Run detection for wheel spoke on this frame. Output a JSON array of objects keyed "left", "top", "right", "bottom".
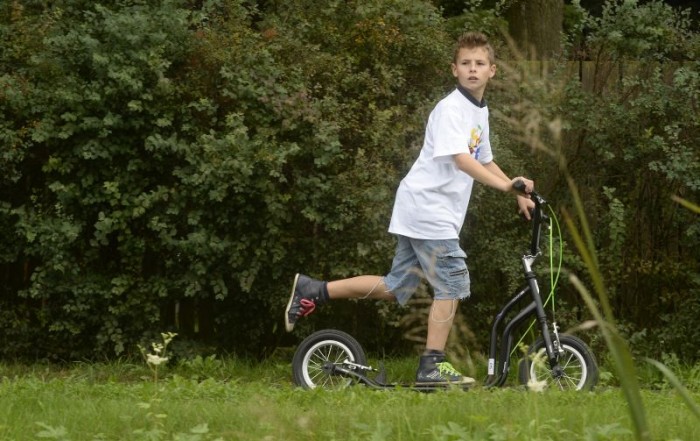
[
  {"left": 301, "top": 341, "right": 358, "bottom": 389},
  {"left": 560, "top": 352, "right": 577, "bottom": 370},
  {"left": 309, "top": 369, "right": 324, "bottom": 383},
  {"left": 529, "top": 343, "right": 592, "bottom": 391},
  {"left": 332, "top": 348, "right": 345, "bottom": 364},
  {"left": 561, "top": 373, "right": 581, "bottom": 388}
]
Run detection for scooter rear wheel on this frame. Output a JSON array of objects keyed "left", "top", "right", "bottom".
[{"left": 292, "top": 329, "right": 367, "bottom": 389}]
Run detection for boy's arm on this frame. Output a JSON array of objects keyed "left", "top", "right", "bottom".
[
  {"left": 484, "top": 161, "right": 535, "bottom": 220},
  {"left": 453, "top": 153, "right": 532, "bottom": 193},
  {"left": 453, "top": 153, "right": 510, "bottom": 191},
  {"left": 482, "top": 161, "right": 535, "bottom": 220},
  {"left": 454, "top": 154, "right": 535, "bottom": 219}
]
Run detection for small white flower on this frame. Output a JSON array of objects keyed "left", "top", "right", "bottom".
[
  {"left": 151, "top": 342, "right": 163, "bottom": 354},
  {"left": 527, "top": 378, "right": 548, "bottom": 392},
  {"left": 146, "top": 353, "right": 169, "bottom": 367},
  {"left": 161, "top": 332, "right": 177, "bottom": 344}
]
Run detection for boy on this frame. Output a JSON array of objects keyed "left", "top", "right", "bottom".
[{"left": 284, "top": 32, "right": 534, "bottom": 385}]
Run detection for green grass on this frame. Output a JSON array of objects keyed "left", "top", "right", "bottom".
[{"left": 0, "top": 357, "right": 698, "bottom": 440}]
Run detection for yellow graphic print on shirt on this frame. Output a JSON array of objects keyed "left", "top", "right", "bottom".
[{"left": 468, "top": 125, "right": 483, "bottom": 159}]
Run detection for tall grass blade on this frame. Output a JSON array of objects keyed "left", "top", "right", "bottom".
[
  {"left": 563, "top": 178, "right": 651, "bottom": 441},
  {"left": 661, "top": 195, "right": 700, "bottom": 419},
  {"left": 567, "top": 275, "right": 650, "bottom": 441},
  {"left": 671, "top": 195, "right": 700, "bottom": 214},
  {"left": 564, "top": 177, "right": 614, "bottom": 323},
  {"left": 645, "top": 358, "right": 700, "bottom": 420}
]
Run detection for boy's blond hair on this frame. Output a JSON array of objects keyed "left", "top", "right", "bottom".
[{"left": 453, "top": 32, "right": 495, "bottom": 65}]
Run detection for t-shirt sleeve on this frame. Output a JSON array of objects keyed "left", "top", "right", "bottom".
[
  {"left": 477, "top": 123, "right": 493, "bottom": 164},
  {"left": 430, "top": 104, "right": 494, "bottom": 165},
  {"left": 430, "top": 105, "right": 471, "bottom": 162}
]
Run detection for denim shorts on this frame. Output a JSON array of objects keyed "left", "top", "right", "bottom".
[{"left": 383, "top": 235, "right": 471, "bottom": 306}]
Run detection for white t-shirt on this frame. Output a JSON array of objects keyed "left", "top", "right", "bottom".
[{"left": 388, "top": 88, "right": 493, "bottom": 239}]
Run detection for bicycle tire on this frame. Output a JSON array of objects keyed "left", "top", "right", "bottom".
[
  {"left": 518, "top": 334, "right": 598, "bottom": 391},
  {"left": 292, "top": 329, "right": 367, "bottom": 390}
]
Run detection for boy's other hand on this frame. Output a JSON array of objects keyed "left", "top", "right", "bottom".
[
  {"left": 510, "top": 177, "right": 534, "bottom": 221},
  {"left": 517, "top": 195, "right": 535, "bottom": 221}
]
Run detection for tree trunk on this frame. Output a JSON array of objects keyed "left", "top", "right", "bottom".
[{"left": 505, "top": 0, "right": 564, "bottom": 59}]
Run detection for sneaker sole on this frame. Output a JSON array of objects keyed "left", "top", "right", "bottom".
[
  {"left": 284, "top": 273, "right": 301, "bottom": 332},
  {"left": 415, "top": 376, "right": 476, "bottom": 386},
  {"left": 413, "top": 381, "right": 475, "bottom": 391}
]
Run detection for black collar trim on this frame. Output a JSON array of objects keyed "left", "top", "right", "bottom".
[{"left": 457, "top": 84, "right": 487, "bottom": 108}]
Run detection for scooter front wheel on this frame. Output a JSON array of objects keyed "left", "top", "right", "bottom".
[
  {"left": 518, "top": 334, "right": 598, "bottom": 391},
  {"left": 292, "top": 329, "right": 367, "bottom": 389}
]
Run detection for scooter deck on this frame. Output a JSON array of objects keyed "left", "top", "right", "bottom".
[
  {"left": 329, "top": 363, "right": 475, "bottom": 391},
  {"left": 389, "top": 381, "right": 475, "bottom": 392}
]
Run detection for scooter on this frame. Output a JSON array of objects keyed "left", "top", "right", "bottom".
[{"left": 291, "top": 185, "right": 598, "bottom": 391}]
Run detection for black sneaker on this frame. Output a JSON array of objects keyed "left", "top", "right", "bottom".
[
  {"left": 415, "top": 352, "right": 475, "bottom": 385},
  {"left": 284, "top": 274, "right": 328, "bottom": 332}
]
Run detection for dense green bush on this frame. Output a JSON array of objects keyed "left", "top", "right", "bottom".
[
  {"left": 0, "top": 0, "right": 697, "bottom": 362},
  {"left": 491, "top": 0, "right": 700, "bottom": 360},
  {"left": 1, "top": 0, "right": 209, "bottom": 358},
  {"left": 0, "top": 0, "right": 452, "bottom": 359},
  {"left": 569, "top": 1, "right": 698, "bottom": 361}
]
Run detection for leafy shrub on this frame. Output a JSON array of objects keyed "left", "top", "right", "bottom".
[
  {"left": 492, "top": 0, "right": 700, "bottom": 361},
  {"left": 0, "top": 0, "right": 697, "bottom": 363},
  {"left": 0, "top": 0, "right": 451, "bottom": 358}
]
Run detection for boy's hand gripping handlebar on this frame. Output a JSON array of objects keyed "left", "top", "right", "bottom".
[
  {"left": 512, "top": 179, "right": 548, "bottom": 256},
  {"left": 512, "top": 179, "right": 530, "bottom": 195}
]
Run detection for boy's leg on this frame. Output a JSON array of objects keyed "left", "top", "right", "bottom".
[
  {"left": 425, "top": 299, "right": 458, "bottom": 352},
  {"left": 285, "top": 236, "right": 418, "bottom": 332},
  {"left": 411, "top": 239, "right": 473, "bottom": 384},
  {"left": 417, "top": 298, "right": 473, "bottom": 384},
  {"left": 328, "top": 276, "right": 395, "bottom": 301},
  {"left": 285, "top": 274, "right": 396, "bottom": 332},
  {"left": 412, "top": 239, "right": 469, "bottom": 352}
]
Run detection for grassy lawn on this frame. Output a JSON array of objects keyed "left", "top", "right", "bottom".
[{"left": 0, "top": 357, "right": 697, "bottom": 440}]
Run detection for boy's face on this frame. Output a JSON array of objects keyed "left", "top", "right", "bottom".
[{"left": 451, "top": 47, "right": 496, "bottom": 101}]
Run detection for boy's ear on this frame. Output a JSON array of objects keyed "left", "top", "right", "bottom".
[{"left": 489, "top": 63, "right": 496, "bottom": 78}]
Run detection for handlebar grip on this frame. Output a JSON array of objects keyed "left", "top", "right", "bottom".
[{"left": 512, "top": 180, "right": 527, "bottom": 193}]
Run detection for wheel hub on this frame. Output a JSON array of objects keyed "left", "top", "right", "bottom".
[{"left": 322, "top": 361, "right": 336, "bottom": 375}]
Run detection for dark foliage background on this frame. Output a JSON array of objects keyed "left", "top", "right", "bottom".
[{"left": 0, "top": 0, "right": 697, "bottom": 363}]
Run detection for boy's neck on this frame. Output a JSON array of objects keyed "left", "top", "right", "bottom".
[{"left": 456, "top": 84, "right": 487, "bottom": 108}]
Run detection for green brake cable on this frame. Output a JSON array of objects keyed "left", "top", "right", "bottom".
[{"left": 509, "top": 205, "right": 564, "bottom": 358}]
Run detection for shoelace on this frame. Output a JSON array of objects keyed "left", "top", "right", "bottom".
[
  {"left": 436, "top": 362, "right": 462, "bottom": 377},
  {"left": 297, "top": 298, "right": 316, "bottom": 317}
]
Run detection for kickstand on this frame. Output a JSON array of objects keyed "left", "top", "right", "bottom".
[{"left": 375, "top": 361, "right": 388, "bottom": 386}]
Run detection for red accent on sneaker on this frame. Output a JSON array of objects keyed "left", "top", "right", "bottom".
[{"left": 298, "top": 298, "right": 316, "bottom": 317}]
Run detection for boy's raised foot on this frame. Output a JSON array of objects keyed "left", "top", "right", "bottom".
[{"left": 284, "top": 273, "right": 328, "bottom": 332}]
